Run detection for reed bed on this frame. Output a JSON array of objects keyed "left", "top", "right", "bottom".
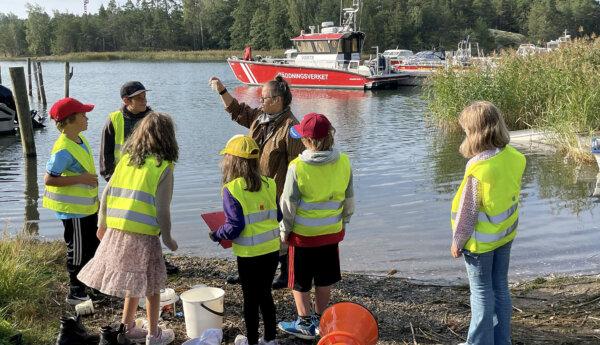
[
  {"left": 12, "top": 49, "right": 283, "bottom": 62},
  {"left": 426, "top": 37, "right": 600, "bottom": 161},
  {"left": 0, "top": 230, "right": 65, "bottom": 344}
]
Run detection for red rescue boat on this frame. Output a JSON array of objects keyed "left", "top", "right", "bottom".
[{"left": 227, "top": 1, "right": 408, "bottom": 90}]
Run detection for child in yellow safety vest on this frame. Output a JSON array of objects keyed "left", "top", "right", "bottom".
[
  {"left": 450, "top": 101, "right": 525, "bottom": 345},
  {"left": 43, "top": 97, "right": 100, "bottom": 306},
  {"left": 208, "top": 135, "right": 281, "bottom": 345},
  {"left": 78, "top": 112, "right": 179, "bottom": 345},
  {"left": 278, "top": 113, "right": 355, "bottom": 340}
]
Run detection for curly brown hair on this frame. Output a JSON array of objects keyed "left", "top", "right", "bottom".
[{"left": 122, "top": 111, "right": 179, "bottom": 167}]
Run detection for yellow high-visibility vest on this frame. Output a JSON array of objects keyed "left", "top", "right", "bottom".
[
  {"left": 225, "top": 177, "right": 280, "bottom": 257},
  {"left": 109, "top": 110, "right": 124, "bottom": 163},
  {"left": 451, "top": 145, "right": 526, "bottom": 254},
  {"left": 106, "top": 154, "right": 171, "bottom": 236},
  {"left": 43, "top": 133, "right": 99, "bottom": 215},
  {"left": 291, "top": 154, "right": 351, "bottom": 237}
]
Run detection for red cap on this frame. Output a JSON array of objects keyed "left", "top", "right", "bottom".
[
  {"left": 290, "top": 113, "right": 332, "bottom": 139},
  {"left": 49, "top": 97, "right": 94, "bottom": 121}
]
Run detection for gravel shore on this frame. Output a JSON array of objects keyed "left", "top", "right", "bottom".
[{"left": 72, "top": 255, "right": 600, "bottom": 345}]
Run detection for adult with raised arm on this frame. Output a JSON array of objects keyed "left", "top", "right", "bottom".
[{"left": 209, "top": 76, "right": 305, "bottom": 289}]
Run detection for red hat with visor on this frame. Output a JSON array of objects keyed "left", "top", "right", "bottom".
[{"left": 49, "top": 97, "right": 94, "bottom": 122}]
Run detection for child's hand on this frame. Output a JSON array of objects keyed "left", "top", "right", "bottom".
[
  {"left": 79, "top": 172, "right": 98, "bottom": 187},
  {"left": 208, "top": 231, "right": 220, "bottom": 243},
  {"left": 280, "top": 231, "right": 288, "bottom": 243},
  {"left": 96, "top": 225, "right": 106, "bottom": 240},
  {"left": 163, "top": 236, "right": 178, "bottom": 251},
  {"left": 450, "top": 242, "right": 462, "bottom": 258}
]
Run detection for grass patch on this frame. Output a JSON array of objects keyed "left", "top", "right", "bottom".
[
  {"left": 0, "top": 232, "right": 65, "bottom": 344},
  {"left": 426, "top": 37, "right": 600, "bottom": 161},
  {"left": 3, "top": 49, "right": 284, "bottom": 62}
]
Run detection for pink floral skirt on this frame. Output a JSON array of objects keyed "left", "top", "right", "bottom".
[{"left": 77, "top": 228, "right": 166, "bottom": 298}]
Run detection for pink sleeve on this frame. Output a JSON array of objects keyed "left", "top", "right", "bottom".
[{"left": 453, "top": 175, "right": 480, "bottom": 249}]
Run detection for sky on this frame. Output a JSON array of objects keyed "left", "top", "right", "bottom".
[{"left": 1, "top": 0, "right": 115, "bottom": 19}]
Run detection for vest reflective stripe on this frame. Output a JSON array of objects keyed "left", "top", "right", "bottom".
[
  {"left": 295, "top": 214, "right": 343, "bottom": 227},
  {"left": 291, "top": 154, "right": 351, "bottom": 238},
  {"left": 299, "top": 200, "right": 343, "bottom": 211},
  {"left": 225, "top": 177, "right": 280, "bottom": 258},
  {"left": 475, "top": 219, "right": 518, "bottom": 243},
  {"left": 42, "top": 133, "right": 99, "bottom": 215},
  {"left": 451, "top": 202, "right": 518, "bottom": 225},
  {"left": 106, "top": 207, "right": 159, "bottom": 227},
  {"left": 233, "top": 228, "right": 279, "bottom": 246},
  {"left": 451, "top": 145, "right": 526, "bottom": 254},
  {"left": 108, "top": 186, "right": 155, "bottom": 205},
  {"left": 245, "top": 209, "right": 278, "bottom": 225},
  {"left": 109, "top": 111, "right": 125, "bottom": 163},
  {"left": 44, "top": 191, "right": 98, "bottom": 205},
  {"left": 106, "top": 154, "right": 170, "bottom": 236}
]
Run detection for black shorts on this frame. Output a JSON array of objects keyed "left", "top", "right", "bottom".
[{"left": 288, "top": 243, "right": 341, "bottom": 292}]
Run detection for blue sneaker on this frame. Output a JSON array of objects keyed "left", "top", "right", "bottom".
[
  {"left": 311, "top": 314, "right": 320, "bottom": 336},
  {"left": 278, "top": 317, "right": 316, "bottom": 340}
]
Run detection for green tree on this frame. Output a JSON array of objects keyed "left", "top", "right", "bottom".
[
  {"left": 249, "top": 5, "right": 270, "bottom": 49},
  {"left": 51, "top": 12, "right": 81, "bottom": 54},
  {"left": 25, "top": 4, "right": 51, "bottom": 55},
  {"left": 230, "top": 0, "right": 256, "bottom": 49},
  {"left": 0, "top": 13, "right": 27, "bottom": 57}
]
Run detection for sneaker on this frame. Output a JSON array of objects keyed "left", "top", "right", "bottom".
[
  {"left": 99, "top": 324, "right": 131, "bottom": 345},
  {"left": 258, "top": 338, "right": 278, "bottom": 345},
  {"left": 234, "top": 335, "right": 249, "bottom": 345},
  {"left": 56, "top": 315, "right": 99, "bottom": 345},
  {"left": 311, "top": 313, "right": 320, "bottom": 336},
  {"left": 88, "top": 288, "right": 109, "bottom": 303},
  {"left": 164, "top": 258, "right": 179, "bottom": 275},
  {"left": 125, "top": 324, "right": 148, "bottom": 343},
  {"left": 66, "top": 287, "right": 91, "bottom": 306},
  {"left": 145, "top": 328, "right": 174, "bottom": 345},
  {"left": 278, "top": 317, "right": 316, "bottom": 340}
]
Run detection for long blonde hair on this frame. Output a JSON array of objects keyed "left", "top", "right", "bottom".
[
  {"left": 122, "top": 111, "right": 179, "bottom": 167},
  {"left": 458, "top": 101, "right": 510, "bottom": 158},
  {"left": 221, "top": 154, "right": 263, "bottom": 192}
]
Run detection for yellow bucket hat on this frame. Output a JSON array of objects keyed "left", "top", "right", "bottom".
[{"left": 220, "top": 134, "right": 260, "bottom": 159}]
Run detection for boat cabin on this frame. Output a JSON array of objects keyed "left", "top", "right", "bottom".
[{"left": 290, "top": 24, "right": 365, "bottom": 70}]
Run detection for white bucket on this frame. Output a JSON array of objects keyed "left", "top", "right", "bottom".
[
  {"left": 138, "top": 288, "right": 179, "bottom": 318},
  {"left": 180, "top": 287, "right": 225, "bottom": 339}
]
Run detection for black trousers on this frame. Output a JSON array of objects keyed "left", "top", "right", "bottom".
[
  {"left": 61, "top": 213, "right": 100, "bottom": 291},
  {"left": 237, "top": 251, "right": 279, "bottom": 344}
]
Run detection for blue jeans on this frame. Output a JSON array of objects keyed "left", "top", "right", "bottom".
[{"left": 463, "top": 241, "right": 512, "bottom": 345}]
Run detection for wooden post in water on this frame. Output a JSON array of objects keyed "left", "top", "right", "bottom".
[
  {"left": 9, "top": 67, "right": 36, "bottom": 157},
  {"left": 23, "top": 156, "right": 40, "bottom": 235},
  {"left": 0, "top": 66, "right": 2, "bottom": 85},
  {"left": 37, "top": 61, "right": 47, "bottom": 108},
  {"left": 64, "top": 62, "right": 73, "bottom": 97},
  {"left": 32, "top": 60, "right": 41, "bottom": 102},
  {"left": 27, "top": 58, "right": 32, "bottom": 96}
]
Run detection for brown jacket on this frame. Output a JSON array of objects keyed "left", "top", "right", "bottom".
[{"left": 225, "top": 99, "right": 305, "bottom": 200}]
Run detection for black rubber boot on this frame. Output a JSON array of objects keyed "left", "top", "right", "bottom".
[
  {"left": 98, "top": 323, "right": 131, "bottom": 345},
  {"left": 55, "top": 315, "right": 99, "bottom": 345},
  {"left": 272, "top": 254, "right": 289, "bottom": 289}
]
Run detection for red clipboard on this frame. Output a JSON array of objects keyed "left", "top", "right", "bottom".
[{"left": 201, "top": 211, "right": 232, "bottom": 249}]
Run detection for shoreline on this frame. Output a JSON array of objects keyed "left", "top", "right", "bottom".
[
  {"left": 0, "top": 50, "right": 283, "bottom": 62},
  {"left": 5, "top": 244, "right": 596, "bottom": 345}
]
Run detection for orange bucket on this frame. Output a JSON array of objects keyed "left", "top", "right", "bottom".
[{"left": 317, "top": 302, "right": 378, "bottom": 345}]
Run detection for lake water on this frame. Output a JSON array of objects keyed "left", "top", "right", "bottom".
[{"left": 1, "top": 60, "right": 599, "bottom": 284}]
